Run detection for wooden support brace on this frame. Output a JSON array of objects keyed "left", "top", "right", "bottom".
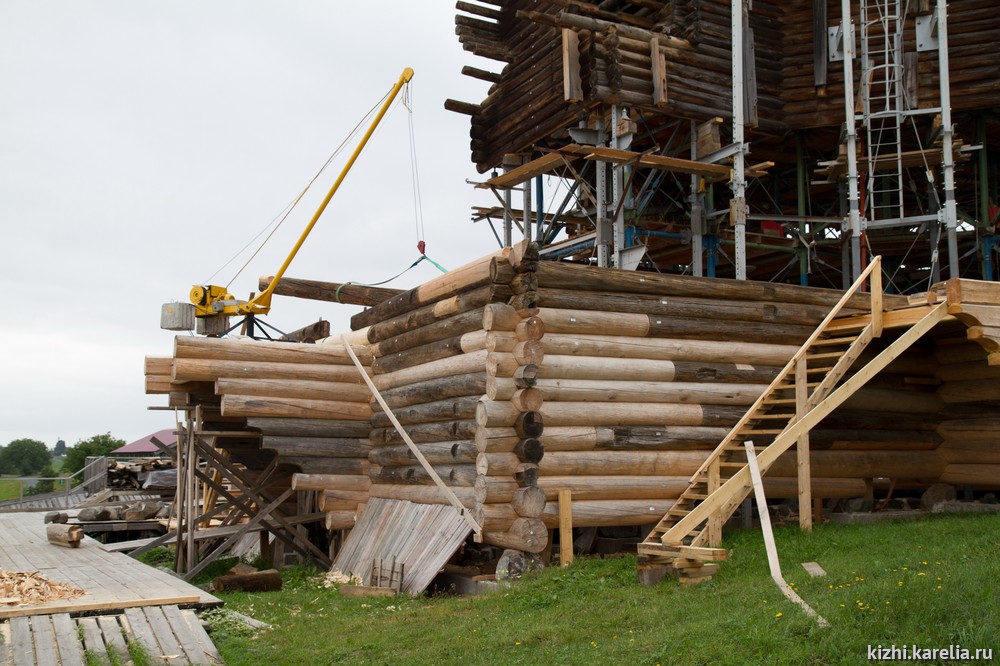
[{"left": 559, "top": 489, "right": 573, "bottom": 567}]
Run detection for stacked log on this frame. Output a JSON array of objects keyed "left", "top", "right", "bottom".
[
  {"left": 933, "top": 335, "right": 1000, "bottom": 489},
  {"left": 354, "top": 242, "right": 552, "bottom": 552},
  {"left": 169, "top": 334, "right": 376, "bottom": 526}
]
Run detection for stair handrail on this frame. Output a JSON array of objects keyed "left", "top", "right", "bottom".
[{"left": 687, "top": 256, "right": 883, "bottom": 482}]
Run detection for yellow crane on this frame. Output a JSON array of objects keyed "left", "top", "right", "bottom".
[{"left": 162, "top": 68, "right": 414, "bottom": 333}]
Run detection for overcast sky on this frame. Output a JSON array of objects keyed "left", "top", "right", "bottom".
[{"left": 0, "top": 1, "right": 502, "bottom": 449}]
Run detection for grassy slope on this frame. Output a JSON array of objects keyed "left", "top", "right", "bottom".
[
  {"left": 210, "top": 513, "right": 999, "bottom": 665},
  {"left": 0, "top": 479, "right": 21, "bottom": 501}
]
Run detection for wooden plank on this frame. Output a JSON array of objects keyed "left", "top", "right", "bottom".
[
  {"left": 0, "top": 595, "right": 201, "bottom": 620},
  {"left": 96, "top": 615, "right": 128, "bottom": 661},
  {"left": 795, "top": 357, "right": 812, "bottom": 532},
  {"left": 180, "top": 608, "right": 222, "bottom": 666},
  {"left": 559, "top": 144, "right": 732, "bottom": 177},
  {"left": 477, "top": 152, "right": 567, "bottom": 190},
  {"left": 160, "top": 605, "right": 208, "bottom": 665},
  {"left": 123, "top": 607, "right": 160, "bottom": 659},
  {"left": 142, "top": 605, "right": 185, "bottom": 662},
  {"left": 10, "top": 616, "right": 32, "bottom": 666},
  {"left": 558, "top": 489, "right": 573, "bottom": 567},
  {"left": 51, "top": 613, "right": 85, "bottom": 666},
  {"left": 77, "top": 617, "right": 110, "bottom": 665},
  {"left": 562, "top": 29, "right": 583, "bottom": 102},
  {"left": 30, "top": 616, "right": 59, "bottom": 666}
]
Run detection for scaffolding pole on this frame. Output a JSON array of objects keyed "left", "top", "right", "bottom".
[
  {"left": 731, "top": 0, "right": 748, "bottom": 280},
  {"left": 935, "top": 0, "right": 959, "bottom": 278},
  {"left": 841, "top": 0, "right": 863, "bottom": 282}
]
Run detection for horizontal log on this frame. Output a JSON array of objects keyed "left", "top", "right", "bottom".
[
  {"left": 938, "top": 464, "right": 1000, "bottom": 488},
  {"left": 537, "top": 307, "right": 814, "bottom": 344},
  {"left": 371, "top": 420, "right": 478, "bottom": 445},
  {"left": 326, "top": 510, "right": 358, "bottom": 530},
  {"left": 937, "top": 418, "right": 1000, "bottom": 444},
  {"left": 174, "top": 335, "right": 372, "bottom": 366},
  {"left": 282, "top": 457, "right": 369, "bottom": 476},
  {"left": 477, "top": 450, "right": 708, "bottom": 477},
  {"left": 372, "top": 349, "right": 490, "bottom": 391},
  {"left": 246, "top": 417, "right": 370, "bottom": 438},
  {"left": 370, "top": 308, "right": 487, "bottom": 358},
  {"left": 539, "top": 500, "right": 674, "bottom": 529},
  {"left": 541, "top": 333, "right": 797, "bottom": 366},
  {"left": 213, "top": 569, "right": 282, "bottom": 593},
  {"left": 318, "top": 490, "right": 368, "bottom": 512},
  {"left": 376, "top": 372, "right": 487, "bottom": 409},
  {"left": 262, "top": 436, "right": 371, "bottom": 458},
  {"left": 537, "top": 355, "right": 780, "bottom": 383},
  {"left": 534, "top": 261, "right": 896, "bottom": 310},
  {"left": 370, "top": 397, "right": 479, "bottom": 428},
  {"left": 369, "top": 440, "right": 478, "bottom": 466},
  {"left": 371, "top": 330, "right": 516, "bottom": 375},
  {"left": 222, "top": 395, "right": 372, "bottom": 421},
  {"left": 761, "top": 477, "right": 868, "bottom": 500},
  {"left": 534, "top": 378, "right": 765, "bottom": 405},
  {"left": 291, "top": 474, "right": 371, "bottom": 492},
  {"left": 769, "top": 450, "right": 945, "bottom": 479},
  {"left": 539, "top": 402, "right": 744, "bottom": 427},
  {"left": 938, "top": 379, "right": 1000, "bottom": 404},
  {"left": 258, "top": 275, "right": 402, "bottom": 307},
  {"left": 481, "top": 517, "right": 548, "bottom": 553},
  {"left": 936, "top": 439, "right": 1000, "bottom": 464},
  {"left": 369, "top": 464, "right": 477, "bottom": 487},
  {"left": 368, "top": 483, "right": 476, "bottom": 507},
  {"left": 365, "top": 284, "right": 511, "bottom": 344},
  {"left": 173, "top": 358, "right": 364, "bottom": 384},
  {"left": 216, "top": 378, "right": 371, "bottom": 403},
  {"left": 512, "top": 486, "right": 547, "bottom": 517},
  {"left": 534, "top": 286, "right": 838, "bottom": 326}
]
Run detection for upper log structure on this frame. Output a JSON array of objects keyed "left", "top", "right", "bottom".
[
  {"left": 450, "top": 1, "right": 1000, "bottom": 286},
  {"left": 451, "top": 0, "right": 1000, "bottom": 171}
]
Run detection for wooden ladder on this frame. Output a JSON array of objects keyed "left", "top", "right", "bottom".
[{"left": 637, "top": 257, "right": 948, "bottom": 581}]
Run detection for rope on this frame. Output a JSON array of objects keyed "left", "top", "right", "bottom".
[
  {"left": 203, "top": 89, "right": 392, "bottom": 287},
  {"left": 332, "top": 250, "right": 448, "bottom": 303}
]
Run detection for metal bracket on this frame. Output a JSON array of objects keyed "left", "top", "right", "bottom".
[
  {"left": 828, "top": 22, "right": 855, "bottom": 63},
  {"left": 915, "top": 14, "right": 940, "bottom": 52}
]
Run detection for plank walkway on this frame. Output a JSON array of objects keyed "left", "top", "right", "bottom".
[
  {"left": 0, "top": 512, "right": 220, "bottom": 619},
  {"left": 1, "top": 605, "right": 222, "bottom": 665}
]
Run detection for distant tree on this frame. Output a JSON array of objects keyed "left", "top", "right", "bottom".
[
  {"left": 24, "top": 464, "right": 58, "bottom": 496},
  {"left": 0, "top": 438, "right": 51, "bottom": 476},
  {"left": 63, "top": 433, "right": 124, "bottom": 477},
  {"left": 53, "top": 438, "right": 67, "bottom": 456}
]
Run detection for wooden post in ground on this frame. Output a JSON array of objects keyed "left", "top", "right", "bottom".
[
  {"left": 558, "top": 489, "right": 573, "bottom": 566},
  {"left": 795, "top": 357, "right": 812, "bottom": 531}
]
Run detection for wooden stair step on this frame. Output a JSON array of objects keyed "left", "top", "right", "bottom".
[{"left": 811, "top": 335, "right": 859, "bottom": 346}]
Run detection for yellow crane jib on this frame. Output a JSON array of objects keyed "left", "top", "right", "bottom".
[{"left": 162, "top": 67, "right": 415, "bottom": 333}]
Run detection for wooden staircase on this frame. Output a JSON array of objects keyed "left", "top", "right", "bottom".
[{"left": 637, "top": 257, "right": 949, "bottom": 582}]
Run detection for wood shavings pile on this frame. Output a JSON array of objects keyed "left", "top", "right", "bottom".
[{"left": 0, "top": 569, "right": 85, "bottom": 606}]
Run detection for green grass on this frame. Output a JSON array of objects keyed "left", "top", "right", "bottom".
[
  {"left": 207, "top": 513, "right": 1000, "bottom": 665},
  {"left": 0, "top": 478, "right": 21, "bottom": 501}
]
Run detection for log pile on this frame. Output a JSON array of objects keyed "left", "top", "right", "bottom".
[
  {"left": 351, "top": 242, "right": 551, "bottom": 552},
  {"left": 150, "top": 335, "right": 377, "bottom": 527}
]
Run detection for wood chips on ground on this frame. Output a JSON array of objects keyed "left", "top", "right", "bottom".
[{"left": 0, "top": 569, "right": 85, "bottom": 606}]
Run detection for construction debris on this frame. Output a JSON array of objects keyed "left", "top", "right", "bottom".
[{"left": 0, "top": 570, "right": 86, "bottom": 606}]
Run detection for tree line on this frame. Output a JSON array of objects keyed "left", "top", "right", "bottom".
[{"left": 0, "top": 433, "right": 125, "bottom": 493}]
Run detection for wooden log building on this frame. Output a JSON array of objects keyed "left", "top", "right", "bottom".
[{"left": 145, "top": 1, "right": 1000, "bottom": 590}]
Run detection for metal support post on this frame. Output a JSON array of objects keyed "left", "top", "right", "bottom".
[
  {"left": 731, "top": 0, "right": 748, "bottom": 280},
  {"left": 841, "top": 0, "right": 863, "bottom": 282},
  {"left": 796, "top": 133, "right": 809, "bottom": 286},
  {"left": 691, "top": 120, "right": 705, "bottom": 277},
  {"left": 934, "top": 0, "right": 959, "bottom": 277},
  {"left": 522, "top": 160, "right": 532, "bottom": 242},
  {"left": 595, "top": 117, "right": 610, "bottom": 267},
  {"left": 706, "top": 234, "right": 719, "bottom": 277},
  {"left": 535, "top": 175, "right": 545, "bottom": 243}
]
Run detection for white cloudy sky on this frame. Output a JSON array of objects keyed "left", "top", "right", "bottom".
[{"left": 0, "top": 1, "right": 503, "bottom": 448}]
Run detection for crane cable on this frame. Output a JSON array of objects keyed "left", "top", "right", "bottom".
[{"left": 202, "top": 88, "right": 394, "bottom": 287}]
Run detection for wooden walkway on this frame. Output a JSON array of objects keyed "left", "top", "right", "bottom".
[
  {"left": 0, "top": 512, "right": 225, "bottom": 664},
  {"left": 0, "top": 512, "right": 219, "bottom": 619},
  {"left": 0, "top": 605, "right": 222, "bottom": 665}
]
